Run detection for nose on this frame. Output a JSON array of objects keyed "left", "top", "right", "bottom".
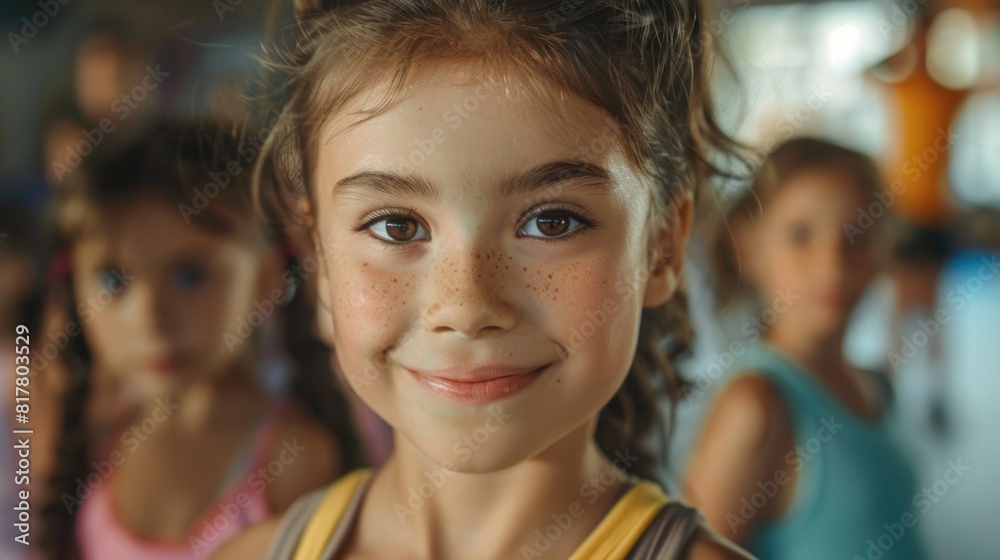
[
  {"left": 422, "top": 243, "right": 517, "bottom": 339},
  {"left": 817, "top": 234, "right": 849, "bottom": 284},
  {"left": 122, "top": 279, "right": 175, "bottom": 338}
]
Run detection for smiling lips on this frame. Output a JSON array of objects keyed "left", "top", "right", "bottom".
[
  {"left": 145, "top": 353, "right": 188, "bottom": 376},
  {"left": 407, "top": 363, "right": 551, "bottom": 404}
]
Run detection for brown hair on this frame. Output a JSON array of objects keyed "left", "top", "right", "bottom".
[
  {"left": 40, "top": 121, "right": 365, "bottom": 559},
  {"left": 709, "top": 136, "right": 884, "bottom": 311},
  {"left": 248, "top": 0, "right": 748, "bottom": 482}
]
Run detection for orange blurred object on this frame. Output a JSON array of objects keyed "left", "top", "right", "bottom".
[{"left": 873, "top": 18, "right": 970, "bottom": 227}]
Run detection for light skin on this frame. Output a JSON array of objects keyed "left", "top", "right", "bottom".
[
  {"left": 683, "top": 168, "right": 882, "bottom": 547},
  {"left": 68, "top": 197, "right": 341, "bottom": 539},
  {"left": 215, "top": 61, "right": 750, "bottom": 559}
]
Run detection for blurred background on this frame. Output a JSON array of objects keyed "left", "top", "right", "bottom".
[
  {"left": 671, "top": 2, "right": 1000, "bottom": 560},
  {"left": 0, "top": 0, "right": 997, "bottom": 558}
]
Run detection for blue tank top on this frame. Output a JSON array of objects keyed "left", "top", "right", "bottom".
[{"left": 736, "top": 343, "right": 929, "bottom": 560}]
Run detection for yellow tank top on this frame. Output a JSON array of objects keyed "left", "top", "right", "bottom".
[{"left": 291, "top": 468, "right": 671, "bottom": 560}]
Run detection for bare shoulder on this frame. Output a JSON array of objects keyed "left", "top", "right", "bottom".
[
  {"left": 684, "top": 370, "right": 794, "bottom": 483},
  {"left": 209, "top": 516, "right": 282, "bottom": 560},
  {"left": 681, "top": 371, "right": 793, "bottom": 545},
  {"left": 702, "top": 372, "right": 790, "bottom": 449},
  {"left": 682, "top": 524, "right": 757, "bottom": 560},
  {"left": 264, "top": 403, "right": 345, "bottom": 512}
]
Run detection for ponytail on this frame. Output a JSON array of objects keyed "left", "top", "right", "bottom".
[{"left": 595, "top": 286, "right": 694, "bottom": 484}]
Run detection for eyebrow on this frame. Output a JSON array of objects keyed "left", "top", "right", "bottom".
[{"left": 331, "top": 160, "right": 613, "bottom": 203}]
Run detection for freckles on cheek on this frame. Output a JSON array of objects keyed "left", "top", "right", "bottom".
[
  {"left": 524, "top": 259, "right": 599, "bottom": 308},
  {"left": 331, "top": 259, "right": 415, "bottom": 340},
  {"left": 526, "top": 255, "right": 635, "bottom": 353}
]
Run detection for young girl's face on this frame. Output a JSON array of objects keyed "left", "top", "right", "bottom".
[
  {"left": 740, "top": 168, "right": 876, "bottom": 337},
  {"left": 311, "top": 62, "right": 686, "bottom": 471},
  {"left": 72, "top": 196, "right": 272, "bottom": 396}
]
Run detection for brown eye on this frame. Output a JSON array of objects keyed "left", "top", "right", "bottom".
[
  {"left": 535, "top": 213, "right": 571, "bottom": 237},
  {"left": 369, "top": 215, "right": 429, "bottom": 244},
  {"left": 385, "top": 218, "right": 417, "bottom": 241},
  {"left": 520, "top": 208, "right": 591, "bottom": 240}
]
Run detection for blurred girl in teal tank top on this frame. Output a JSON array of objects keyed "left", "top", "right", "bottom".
[{"left": 682, "top": 138, "right": 929, "bottom": 560}]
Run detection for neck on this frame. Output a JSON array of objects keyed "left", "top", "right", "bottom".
[
  {"left": 366, "top": 418, "right": 630, "bottom": 560},
  {"left": 763, "top": 320, "right": 848, "bottom": 380}
]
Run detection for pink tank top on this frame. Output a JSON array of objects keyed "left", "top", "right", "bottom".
[{"left": 76, "top": 400, "right": 288, "bottom": 559}]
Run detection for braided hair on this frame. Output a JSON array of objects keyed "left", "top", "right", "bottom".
[{"left": 40, "top": 120, "right": 365, "bottom": 558}]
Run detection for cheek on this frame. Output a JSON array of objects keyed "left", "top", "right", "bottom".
[
  {"left": 530, "top": 255, "right": 642, "bottom": 379},
  {"left": 328, "top": 252, "right": 417, "bottom": 400},
  {"left": 330, "top": 255, "right": 417, "bottom": 341},
  {"left": 311, "top": 193, "right": 415, "bottom": 397},
  {"left": 184, "top": 269, "right": 262, "bottom": 357},
  {"left": 82, "top": 306, "right": 130, "bottom": 369},
  {"left": 220, "top": 279, "right": 260, "bottom": 328},
  {"left": 193, "top": 299, "right": 240, "bottom": 352},
  {"left": 759, "top": 245, "right": 809, "bottom": 293}
]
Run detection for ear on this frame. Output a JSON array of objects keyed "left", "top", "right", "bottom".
[{"left": 643, "top": 192, "right": 694, "bottom": 307}]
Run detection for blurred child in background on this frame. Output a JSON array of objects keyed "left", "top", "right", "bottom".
[
  {"left": 42, "top": 20, "right": 147, "bottom": 190},
  {"left": 39, "top": 121, "right": 365, "bottom": 560},
  {"left": 683, "top": 138, "right": 928, "bottom": 559}
]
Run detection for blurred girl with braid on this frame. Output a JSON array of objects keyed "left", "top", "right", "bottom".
[
  {"left": 214, "top": 0, "right": 756, "bottom": 558},
  {"left": 39, "top": 121, "right": 365, "bottom": 560}
]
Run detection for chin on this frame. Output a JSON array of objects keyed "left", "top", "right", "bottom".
[
  {"left": 417, "top": 437, "right": 544, "bottom": 474},
  {"left": 809, "top": 311, "right": 851, "bottom": 339},
  {"left": 395, "top": 409, "right": 558, "bottom": 475},
  {"left": 136, "top": 371, "right": 191, "bottom": 395}
]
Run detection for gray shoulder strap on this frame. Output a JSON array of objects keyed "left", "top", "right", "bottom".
[
  {"left": 625, "top": 502, "right": 703, "bottom": 560},
  {"left": 313, "top": 473, "right": 372, "bottom": 558},
  {"left": 262, "top": 488, "right": 329, "bottom": 560},
  {"left": 262, "top": 474, "right": 374, "bottom": 560}
]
